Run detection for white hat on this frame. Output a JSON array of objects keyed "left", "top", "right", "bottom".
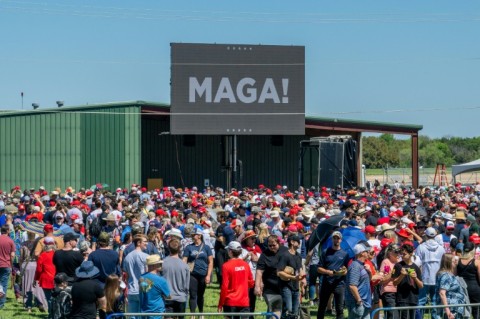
[
  {"left": 227, "top": 241, "right": 242, "bottom": 251},
  {"left": 270, "top": 211, "right": 279, "bottom": 218},
  {"left": 353, "top": 243, "right": 371, "bottom": 255},
  {"left": 74, "top": 218, "right": 84, "bottom": 225},
  {"left": 165, "top": 228, "right": 183, "bottom": 239},
  {"left": 425, "top": 227, "right": 437, "bottom": 238},
  {"left": 53, "top": 212, "right": 64, "bottom": 218}
]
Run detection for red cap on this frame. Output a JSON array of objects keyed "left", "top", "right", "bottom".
[
  {"left": 402, "top": 240, "right": 414, "bottom": 247},
  {"left": 364, "top": 225, "right": 376, "bottom": 235},
  {"left": 18, "top": 204, "right": 25, "bottom": 211},
  {"left": 156, "top": 209, "right": 166, "bottom": 216},
  {"left": 469, "top": 234, "right": 480, "bottom": 244},
  {"left": 287, "top": 224, "right": 298, "bottom": 232},
  {"left": 71, "top": 214, "right": 79, "bottom": 221},
  {"left": 71, "top": 200, "right": 81, "bottom": 206},
  {"left": 258, "top": 184, "right": 265, "bottom": 190},
  {"left": 276, "top": 185, "right": 282, "bottom": 189},
  {"left": 43, "top": 224, "right": 54, "bottom": 233},
  {"left": 197, "top": 207, "right": 207, "bottom": 213},
  {"left": 377, "top": 217, "right": 390, "bottom": 225},
  {"left": 25, "top": 214, "right": 37, "bottom": 222},
  {"left": 85, "top": 190, "right": 93, "bottom": 196},
  {"left": 396, "top": 228, "right": 411, "bottom": 239},
  {"left": 141, "top": 187, "right": 147, "bottom": 192},
  {"left": 380, "top": 238, "right": 394, "bottom": 249},
  {"left": 171, "top": 210, "right": 179, "bottom": 217}
]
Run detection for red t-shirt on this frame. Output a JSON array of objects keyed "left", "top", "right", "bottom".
[
  {"left": 219, "top": 258, "right": 255, "bottom": 307},
  {"left": 0, "top": 235, "right": 15, "bottom": 268}
]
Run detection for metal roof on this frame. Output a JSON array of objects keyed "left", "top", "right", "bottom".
[{"left": 0, "top": 101, "right": 422, "bottom": 134}]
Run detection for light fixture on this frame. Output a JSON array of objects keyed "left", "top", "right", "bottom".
[
  {"left": 32, "top": 103, "right": 39, "bottom": 110},
  {"left": 56, "top": 101, "right": 64, "bottom": 107}
]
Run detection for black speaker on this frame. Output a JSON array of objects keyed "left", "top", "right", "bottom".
[
  {"left": 271, "top": 135, "right": 284, "bottom": 146},
  {"left": 319, "top": 142, "right": 344, "bottom": 188},
  {"left": 183, "top": 135, "right": 196, "bottom": 147}
]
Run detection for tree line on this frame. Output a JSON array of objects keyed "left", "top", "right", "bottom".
[{"left": 362, "top": 134, "right": 480, "bottom": 169}]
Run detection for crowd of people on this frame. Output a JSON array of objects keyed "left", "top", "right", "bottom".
[{"left": 0, "top": 181, "right": 479, "bottom": 319}]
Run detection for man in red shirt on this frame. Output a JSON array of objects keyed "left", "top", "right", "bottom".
[
  {"left": 0, "top": 225, "right": 15, "bottom": 309},
  {"left": 218, "top": 241, "right": 255, "bottom": 319}
]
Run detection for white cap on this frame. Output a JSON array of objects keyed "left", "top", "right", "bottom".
[
  {"left": 74, "top": 218, "right": 83, "bottom": 225},
  {"left": 227, "top": 241, "right": 242, "bottom": 251}
]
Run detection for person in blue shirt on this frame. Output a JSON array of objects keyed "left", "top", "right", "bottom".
[
  {"left": 139, "top": 254, "right": 171, "bottom": 319},
  {"left": 346, "top": 242, "right": 372, "bottom": 319}
]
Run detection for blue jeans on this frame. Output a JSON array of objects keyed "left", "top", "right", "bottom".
[
  {"left": 308, "top": 264, "right": 320, "bottom": 300},
  {"left": 417, "top": 285, "right": 436, "bottom": 319},
  {"left": 347, "top": 304, "right": 370, "bottom": 319},
  {"left": 0, "top": 268, "right": 10, "bottom": 309},
  {"left": 281, "top": 287, "right": 300, "bottom": 317},
  {"left": 128, "top": 293, "right": 140, "bottom": 318}
]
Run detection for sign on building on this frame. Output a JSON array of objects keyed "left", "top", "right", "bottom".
[{"left": 171, "top": 43, "right": 305, "bottom": 135}]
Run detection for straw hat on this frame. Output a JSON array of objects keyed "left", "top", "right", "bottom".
[
  {"left": 380, "top": 223, "right": 396, "bottom": 232},
  {"left": 146, "top": 255, "right": 163, "bottom": 266},
  {"left": 102, "top": 213, "right": 116, "bottom": 222}
]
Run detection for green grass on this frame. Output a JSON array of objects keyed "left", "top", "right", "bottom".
[
  {"left": 2, "top": 289, "right": 46, "bottom": 319},
  {"left": 4, "top": 280, "right": 329, "bottom": 318}
]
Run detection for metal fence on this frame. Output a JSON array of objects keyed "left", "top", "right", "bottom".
[
  {"left": 371, "top": 303, "right": 480, "bottom": 319},
  {"left": 106, "top": 312, "right": 279, "bottom": 319}
]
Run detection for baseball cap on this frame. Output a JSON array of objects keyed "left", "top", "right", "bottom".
[
  {"left": 332, "top": 231, "right": 343, "bottom": 239},
  {"left": 230, "top": 219, "right": 243, "bottom": 228},
  {"left": 364, "top": 225, "right": 376, "bottom": 235},
  {"left": 270, "top": 210, "right": 279, "bottom": 218},
  {"left": 446, "top": 221, "right": 455, "bottom": 230},
  {"left": 425, "top": 227, "right": 437, "bottom": 238},
  {"left": 353, "top": 243, "right": 370, "bottom": 255},
  {"left": 44, "top": 236, "right": 55, "bottom": 245},
  {"left": 227, "top": 241, "right": 242, "bottom": 251},
  {"left": 43, "top": 224, "right": 54, "bottom": 233},
  {"left": 63, "top": 232, "right": 80, "bottom": 242}
]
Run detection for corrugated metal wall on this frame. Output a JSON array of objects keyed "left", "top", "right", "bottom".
[
  {"left": 141, "top": 117, "right": 226, "bottom": 188},
  {"left": 0, "top": 106, "right": 141, "bottom": 191},
  {"left": 141, "top": 115, "right": 307, "bottom": 189}
]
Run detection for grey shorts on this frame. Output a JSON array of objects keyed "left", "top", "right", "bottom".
[{"left": 264, "top": 293, "right": 283, "bottom": 313}]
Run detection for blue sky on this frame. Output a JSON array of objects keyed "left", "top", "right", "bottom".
[{"left": 1, "top": 0, "right": 479, "bottom": 137}]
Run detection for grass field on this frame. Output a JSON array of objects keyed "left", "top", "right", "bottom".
[{"left": 4, "top": 281, "right": 328, "bottom": 319}]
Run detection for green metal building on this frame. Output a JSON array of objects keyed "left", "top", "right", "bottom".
[{"left": 0, "top": 101, "right": 422, "bottom": 191}]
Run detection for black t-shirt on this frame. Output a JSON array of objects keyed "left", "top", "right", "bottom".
[
  {"left": 257, "top": 246, "right": 288, "bottom": 294},
  {"left": 215, "top": 223, "right": 227, "bottom": 251},
  {"left": 53, "top": 249, "right": 84, "bottom": 280},
  {"left": 70, "top": 278, "right": 105, "bottom": 319},
  {"left": 392, "top": 261, "right": 422, "bottom": 305},
  {"left": 277, "top": 247, "right": 302, "bottom": 291}
]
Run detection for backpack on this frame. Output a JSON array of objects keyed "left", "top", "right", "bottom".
[
  {"left": 89, "top": 211, "right": 108, "bottom": 237},
  {"left": 50, "top": 287, "right": 72, "bottom": 319}
]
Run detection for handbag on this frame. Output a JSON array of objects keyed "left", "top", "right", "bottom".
[{"left": 188, "top": 244, "right": 204, "bottom": 273}]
